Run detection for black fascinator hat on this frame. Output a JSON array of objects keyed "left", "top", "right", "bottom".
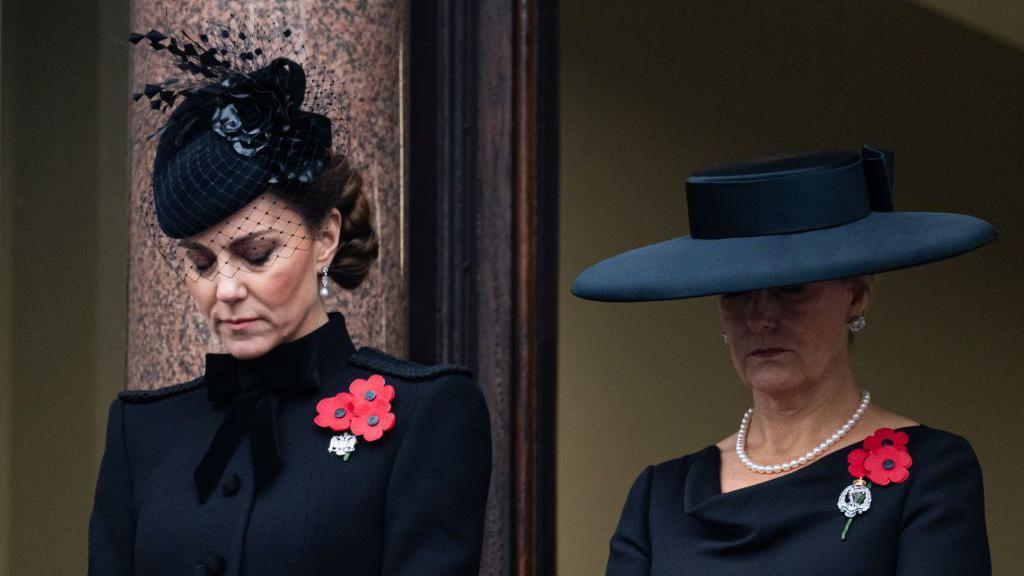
[
  {"left": 572, "top": 147, "right": 995, "bottom": 301},
  {"left": 150, "top": 56, "right": 332, "bottom": 239},
  {"left": 130, "top": 22, "right": 346, "bottom": 278}
]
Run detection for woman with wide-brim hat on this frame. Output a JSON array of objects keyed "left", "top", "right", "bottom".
[
  {"left": 573, "top": 147, "right": 993, "bottom": 575},
  {"left": 88, "top": 23, "right": 491, "bottom": 575}
]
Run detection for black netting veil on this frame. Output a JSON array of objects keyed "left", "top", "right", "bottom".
[{"left": 130, "top": 18, "right": 350, "bottom": 283}]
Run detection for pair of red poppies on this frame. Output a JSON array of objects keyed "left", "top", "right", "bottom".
[
  {"left": 314, "top": 374, "right": 397, "bottom": 442},
  {"left": 847, "top": 428, "right": 913, "bottom": 485}
]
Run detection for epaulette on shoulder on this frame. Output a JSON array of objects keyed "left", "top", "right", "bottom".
[
  {"left": 118, "top": 376, "right": 207, "bottom": 404},
  {"left": 350, "top": 347, "right": 472, "bottom": 380}
]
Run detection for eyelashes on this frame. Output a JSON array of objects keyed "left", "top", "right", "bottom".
[
  {"left": 186, "top": 243, "right": 278, "bottom": 273},
  {"left": 244, "top": 248, "right": 274, "bottom": 266}
]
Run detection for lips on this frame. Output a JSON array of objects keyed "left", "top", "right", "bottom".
[
  {"left": 221, "top": 317, "right": 260, "bottom": 330},
  {"left": 223, "top": 317, "right": 258, "bottom": 324},
  {"left": 749, "top": 348, "right": 787, "bottom": 358}
]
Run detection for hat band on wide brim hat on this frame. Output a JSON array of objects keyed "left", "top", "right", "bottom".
[
  {"left": 687, "top": 146, "right": 893, "bottom": 239},
  {"left": 571, "top": 146, "right": 995, "bottom": 302}
]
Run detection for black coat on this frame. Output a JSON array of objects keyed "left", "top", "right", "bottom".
[
  {"left": 89, "top": 313, "right": 492, "bottom": 575},
  {"left": 606, "top": 425, "right": 990, "bottom": 576}
]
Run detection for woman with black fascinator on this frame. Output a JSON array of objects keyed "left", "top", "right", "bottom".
[{"left": 88, "top": 23, "right": 491, "bottom": 576}]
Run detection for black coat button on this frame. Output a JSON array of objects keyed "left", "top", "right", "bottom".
[
  {"left": 194, "top": 552, "right": 225, "bottom": 575},
  {"left": 221, "top": 473, "right": 241, "bottom": 497}
]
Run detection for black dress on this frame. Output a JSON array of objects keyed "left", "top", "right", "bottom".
[
  {"left": 88, "top": 312, "right": 492, "bottom": 575},
  {"left": 607, "top": 426, "right": 990, "bottom": 576}
]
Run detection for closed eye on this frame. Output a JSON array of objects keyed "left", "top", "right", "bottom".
[
  {"left": 184, "top": 248, "right": 216, "bottom": 273},
  {"left": 243, "top": 247, "right": 274, "bottom": 266}
]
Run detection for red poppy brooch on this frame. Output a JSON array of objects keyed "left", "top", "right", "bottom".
[
  {"left": 313, "top": 374, "right": 396, "bottom": 460},
  {"left": 838, "top": 428, "right": 912, "bottom": 540}
]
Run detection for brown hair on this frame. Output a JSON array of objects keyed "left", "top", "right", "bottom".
[{"left": 274, "top": 154, "right": 379, "bottom": 289}]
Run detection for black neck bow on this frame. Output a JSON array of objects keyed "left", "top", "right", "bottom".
[{"left": 194, "top": 337, "right": 321, "bottom": 504}]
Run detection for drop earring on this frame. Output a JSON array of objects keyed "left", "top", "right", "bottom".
[
  {"left": 319, "top": 265, "right": 330, "bottom": 297},
  {"left": 848, "top": 315, "right": 866, "bottom": 332},
  {"left": 722, "top": 332, "right": 729, "bottom": 344}
]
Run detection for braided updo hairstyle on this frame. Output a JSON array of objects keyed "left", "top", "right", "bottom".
[{"left": 273, "top": 154, "right": 379, "bottom": 289}]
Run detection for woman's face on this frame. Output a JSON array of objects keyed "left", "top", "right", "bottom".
[
  {"left": 717, "top": 279, "right": 869, "bottom": 394},
  {"left": 179, "top": 193, "right": 341, "bottom": 359}
]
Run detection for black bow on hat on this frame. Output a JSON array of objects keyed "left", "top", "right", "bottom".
[{"left": 194, "top": 338, "right": 321, "bottom": 504}]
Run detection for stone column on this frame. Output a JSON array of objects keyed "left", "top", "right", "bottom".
[{"left": 127, "top": 0, "right": 407, "bottom": 389}]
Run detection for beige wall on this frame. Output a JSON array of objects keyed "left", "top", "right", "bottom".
[
  {"left": 1, "top": 0, "right": 12, "bottom": 567},
  {"left": 913, "top": 0, "right": 1024, "bottom": 52},
  {"left": 0, "top": 0, "right": 127, "bottom": 572},
  {"left": 558, "top": 1, "right": 1024, "bottom": 575},
  {"left": 94, "top": 0, "right": 129, "bottom": 452}
]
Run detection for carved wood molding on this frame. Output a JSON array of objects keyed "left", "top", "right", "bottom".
[{"left": 409, "top": 1, "right": 557, "bottom": 574}]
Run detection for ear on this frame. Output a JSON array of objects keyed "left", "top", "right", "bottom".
[
  {"left": 314, "top": 208, "right": 343, "bottom": 268},
  {"left": 848, "top": 275, "right": 872, "bottom": 318}
]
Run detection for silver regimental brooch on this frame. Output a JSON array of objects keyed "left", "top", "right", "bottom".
[{"left": 837, "top": 478, "right": 872, "bottom": 518}]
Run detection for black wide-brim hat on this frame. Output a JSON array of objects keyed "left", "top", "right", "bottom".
[{"left": 571, "top": 147, "right": 996, "bottom": 302}]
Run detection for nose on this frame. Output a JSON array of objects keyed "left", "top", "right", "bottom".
[
  {"left": 745, "top": 290, "right": 778, "bottom": 333},
  {"left": 215, "top": 272, "right": 248, "bottom": 303}
]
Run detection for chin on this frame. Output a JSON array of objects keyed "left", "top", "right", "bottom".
[
  {"left": 222, "top": 334, "right": 276, "bottom": 360},
  {"left": 744, "top": 367, "right": 805, "bottom": 394}
]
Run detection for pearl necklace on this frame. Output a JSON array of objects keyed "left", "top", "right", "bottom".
[{"left": 736, "top": 390, "right": 871, "bottom": 474}]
